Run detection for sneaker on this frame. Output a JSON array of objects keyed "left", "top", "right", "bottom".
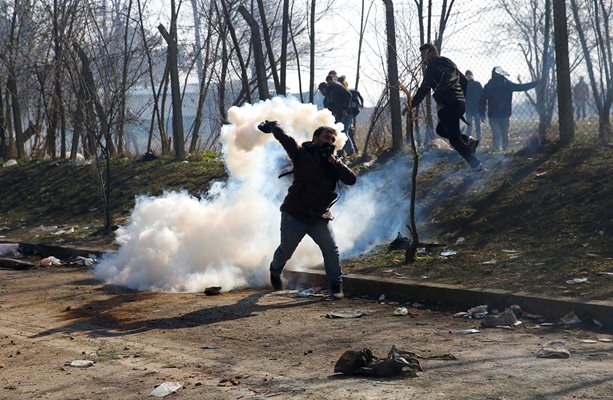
[
  {"left": 468, "top": 137, "right": 480, "bottom": 154},
  {"left": 270, "top": 273, "right": 282, "bottom": 291},
  {"left": 324, "top": 283, "right": 344, "bottom": 301}
]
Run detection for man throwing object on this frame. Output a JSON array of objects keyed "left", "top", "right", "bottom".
[{"left": 258, "top": 121, "right": 357, "bottom": 300}]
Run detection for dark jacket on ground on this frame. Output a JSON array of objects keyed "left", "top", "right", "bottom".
[
  {"left": 465, "top": 80, "right": 483, "bottom": 113},
  {"left": 480, "top": 70, "right": 538, "bottom": 119},
  {"left": 271, "top": 127, "right": 356, "bottom": 221},
  {"left": 411, "top": 56, "right": 467, "bottom": 108},
  {"left": 325, "top": 81, "right": 352, "bottom": 120}
]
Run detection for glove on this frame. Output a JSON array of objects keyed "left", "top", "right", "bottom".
[{"left": 257, "top": 120, "right": 278, "bottom": 133}]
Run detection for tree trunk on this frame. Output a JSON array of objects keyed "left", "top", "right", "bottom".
[
  {"left": 382, "top": 0, "right": 403, "bottom": 153},
  {"left": 279, "top": 0, "right": 290, "bottom": 95},
  {"left": 257, "top": 0, "right": 281, "bottom": 94},
  {"left": 158, "top": 22, "right": 186, "bottom": 160},
  {"left": 308, "top": 0, "right": 316, "bottom": 102},
  {"left": 553, "top": 0, "right": 574, "bottom": 145},
  {"left": 219, "top": 0, "right": 252, "bottom": 104},
  {"left": 7, "top": 70, "right": 24, "bottom": 159},
  {"left": 238, "top": 6, "right": 270, "bottom": 101}
]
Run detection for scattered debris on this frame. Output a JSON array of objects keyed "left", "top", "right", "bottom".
[
  {"left": 440, "top": 248, "right": 457, "bottom": 257},
  {"left": 466, "top": 305, "right": 489, "bottom": 319},
  {"left": 2, "top": 159, "right": 17, "bottom": 167},
  {"left": 334, "top": 346, "right": 429, "bottom": 377},
  {"left": 459, "top": 329, "right": 481, "bottom": 335},
  {"left": 378, "top": 294, "right": 386, "bottom": 303},
  {"left": 481, "top": 259, "right": 497, "bottom": 265},
  {"left": 217, "top": 377, "right": 240, "bottom": 386},
  {"left": 40, "top": 256, "right": 61, "bottom": 267},
  {"left": 0, "top": 243, "right": 20, "bottom": 257},
  {"left": 140, "top": 150, "right": 158, "bottom": 162},
  {"left": 68, "top": 359, "right": 94, "bottom": 368},
  {"left": 481, "top": 305, "right": 522, "bottom": 328},
  {"left": 204, "top": 286, "right": 222, "bottom": 296},
  {"left": 520, "top": 311, "right": 545, "bottom": 321},
  {"left": 536, "top": 341, "right": 571, "bottom": 359},
  {"left": 581, "top": 339, "right": 598, "bottom": 344},
  {"left": 293, "top": 288, "right": 316, "bottom": 298},
  {"left": 149, "top": 381, "right": 184, "bottom": 397},
  {"left": 0, "top": 258, "right": 35, "bottom": 270},
  {"left": 566, "top": 277, "right": 588, "bottom": 284},
  {"left": 596, "top": 272, "right": 613, "bottom": 277},
  {"left": 75, "top": 256, "right": 95, "bottom": 267},
  {"left": 393, "top": 307, "right": 409, "bottom": 316},
  {"left": 558, "top": 312, "right": 582, "bottom": 326},
  {"left": 325, "top": 311, "right": 368, "bottom": 319},
  {"left": 389, "top": 233, "right": 411, "bottom": 251},
  {"left": 598, "top": 338, "right": 611, "bottom": 343},
  {"left": 501, "top": 249, "right": 520, "bottom": 253},
  {"left": 201, "top": 344, "right": 220, "bottom": 349},
  {"left": 455, "top": 237, "right": 466, "bottom": 245}
]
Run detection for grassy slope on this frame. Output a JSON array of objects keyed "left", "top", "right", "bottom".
[{"left": 0, "top": 143, "right": 611, "bottom": 299}]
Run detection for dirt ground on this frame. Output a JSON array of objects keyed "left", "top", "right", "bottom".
[{"left": 1, "top": 266, "right": 612, "bottom": 400}]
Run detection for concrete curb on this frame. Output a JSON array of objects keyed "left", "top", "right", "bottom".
[
  {"left": 4, "top": 241, "right": 612, "bottom": 328},
  {"left": 284, "top": 269, "right": 613, "bottom": 328}
]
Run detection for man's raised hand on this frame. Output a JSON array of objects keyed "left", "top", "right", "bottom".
[{"left": 257, "top": 120, "right": 279, "bottom": 133}]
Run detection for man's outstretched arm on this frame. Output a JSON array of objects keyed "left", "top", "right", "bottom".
[{"left": 258, "top": 120, "right": 300, "bottom": 160}]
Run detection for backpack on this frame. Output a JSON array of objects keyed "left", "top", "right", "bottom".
[{"left": 349, "top": 89, "right": 364, "bottom": 116}]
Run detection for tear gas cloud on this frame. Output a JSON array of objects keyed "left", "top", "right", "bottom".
[{"left": 93, "top": 96, "right": 413, "bottom": 292}]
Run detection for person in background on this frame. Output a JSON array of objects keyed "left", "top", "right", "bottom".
[
  {"left": 464, "top": 70, "right": 483, "bottom": 141},
  {"left": 257, "top": 121, "right": 357, "bottom": 300},
  {"left": 318, "top": 76, "right": 355, "bottom": 155},
  {"left": 411, "top": 43, "right": 481, "bottom": 170},
  {"left": 572, "top": 76, "right": 590, "bottom": 120},
  {"left": 480, "top": 66, "right": 539, "bottom": 151}
]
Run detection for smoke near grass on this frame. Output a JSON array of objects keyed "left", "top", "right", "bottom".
[{"left": 93, "top": 97, "right": 416, "bottom": 292}]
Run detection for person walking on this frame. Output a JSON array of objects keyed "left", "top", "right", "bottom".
[
  {"left": 257, "top": 121, "right": 357, "bottom": 300},
  {"left": 573, "top": 76, "right": 590, "bottom": 120},
  {"left": 464, "top": 70, "right": 483, "bottom": 141},
  {"left": 318, "top": 75, "right": 355, "bottom": 155},
  {"left": 479, "top": 67, "right": 539, "bottom": 151},
  {"left": 411, "top": 43, "right": 481, "bottom": 170}
]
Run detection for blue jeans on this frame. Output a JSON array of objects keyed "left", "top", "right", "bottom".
[
  {"left": 336, "top": 114, "right": 356, "bottom": 155},
  {"left": 465, "top": 110, "right": 481, "bottom": 140},
  {"left": 270, "top": 212, "right": 342, "bottom": 289},
  {"left": 489, "top": 117, "right": 510, "bottom": 151}
]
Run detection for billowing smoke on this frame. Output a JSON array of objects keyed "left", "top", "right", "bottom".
[{"left": 92, "top": 97, "right": 411, "bottom": 292}]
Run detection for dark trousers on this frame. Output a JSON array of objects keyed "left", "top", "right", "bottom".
[{"left": 436, "top": 100, "right": 479, "bottom": 167}]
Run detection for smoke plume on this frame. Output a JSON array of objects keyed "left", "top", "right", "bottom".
[{"left": 93, "top": 97, "right": 411, "bottom": 292}]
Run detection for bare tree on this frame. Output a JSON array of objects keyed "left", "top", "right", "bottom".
[
  {"left": 553, "top": 0, "right": 575, "bottom": 145},
  {"left": 382, "top": 0, "right": 403, "bottom": 153},
  {"left": 238, "top": 5, "right": 270, "bottom": 100},
  {"left": 570, "top": 0, "right": 613, "bottom": 144},
  {"left": 158, "top": 0, "right": 186, "bottom": 160}
]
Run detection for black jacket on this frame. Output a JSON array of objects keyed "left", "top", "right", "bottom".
[
  {"left": 411, "top": 56, "right": 467, "bottom": 108},
  {"left": 325, "top": 82, "right": 352, "bottom": 120},
  {"left": 465, "top": 80, "right": 483, "bottom": 113},
  {"left": 480, "top": 71, "right": 538, "bottom": 119},
  {"left": 271, "top": 127, "right": 356, "bottom": 221}
]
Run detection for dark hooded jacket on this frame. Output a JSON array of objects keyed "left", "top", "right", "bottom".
[
  {"left": 324, "top": 81, "right": 352, "bottom": 120},
  {"left": 480, "top": 69, "right": 538, "bottom": 119},
  {"left": 271, "top": 127, "right": 356, "bottom": 221},
  {"left": 411, "top": 56, "right": 467, "bottom": 108}
]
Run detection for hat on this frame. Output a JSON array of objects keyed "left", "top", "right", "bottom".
[{"left": 493, "top": 66, "right": 509, "bottom": 76}]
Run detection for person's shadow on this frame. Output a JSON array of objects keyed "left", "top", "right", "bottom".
[{"left": 30, "top": 280, "right": 320, "bottom": 338}]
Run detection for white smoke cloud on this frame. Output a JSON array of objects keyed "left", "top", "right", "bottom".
[{"left": 93, "top": 96, "right": 411, "bottom": 293}]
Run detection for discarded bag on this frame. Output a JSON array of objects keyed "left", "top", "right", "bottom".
[
  {"left": 481, "top": 305, "right": 521, "bottom": 328},
  {"left": 40, "top": 256, "right": 61, "bottom": 267},
  {"left": 149, "top": 381, "right": 184, "bottom": 397},
  {"left": 536, "top": 341, "right": 571, "bottom": 359},
  {"left": 389, "top": 233, "right": 411, "bottom": 251},
  {"left": 334, "top": 345, "right": 456, "bottom": 377},
  {"left": 325, "top": 311, "right": 368, "bottom": 319}
]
